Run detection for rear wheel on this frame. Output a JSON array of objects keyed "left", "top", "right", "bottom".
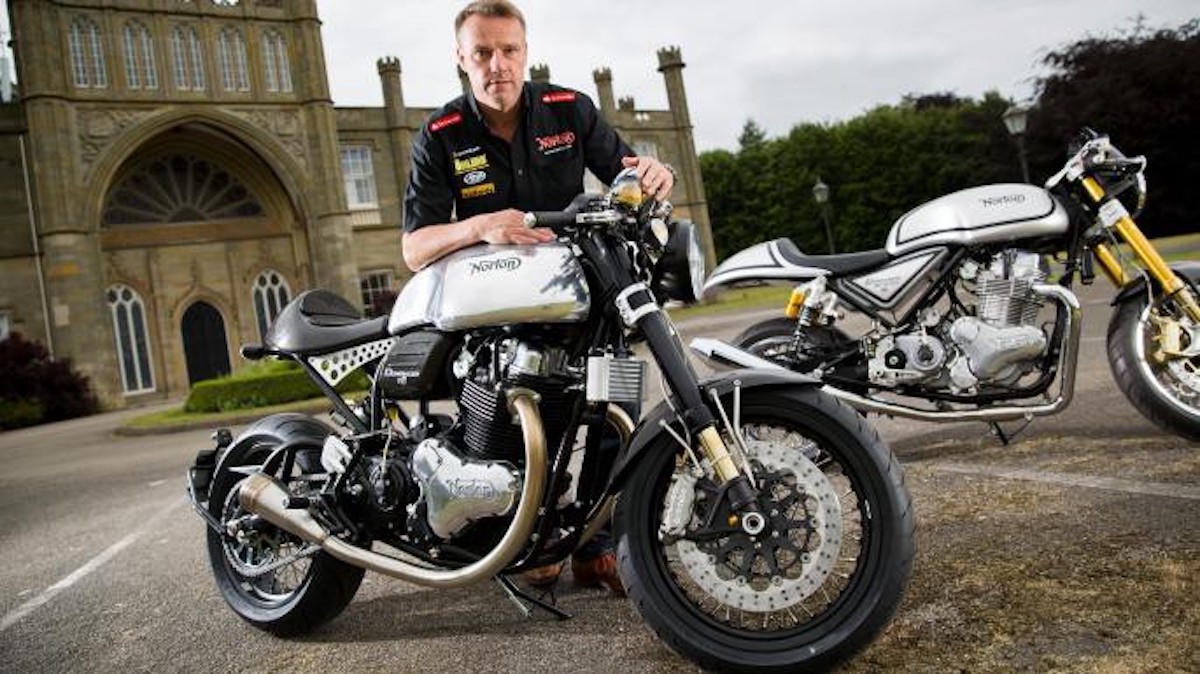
[
  {"left": 205, "top": 414, "right": 364, "bottom": 636},
  {"left": 1108, "top": 295, "right": 1200, "bottom": 440},
  {"left": 615, "top": 387, "right": 914, "bottom": 673},
  {"left": 734, "top": 318, "right": 848, "bottom": 375}
]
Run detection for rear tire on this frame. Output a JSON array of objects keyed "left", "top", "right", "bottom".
[
  {"left": 1107, "top": 296, "right": 1200, "bottom": 440},
  {"left": 734, "top": 318, "right": 848, "bottom": 375},
  {"left": 615, "top": 387, "right": 914, "bottom": 673},
  {"left": 205, "top": 414, "right": 364, "bottom": 636}
]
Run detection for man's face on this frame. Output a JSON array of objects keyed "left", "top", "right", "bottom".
[{"left": 456, "top": 15, "right": 527, "bottom": 114}]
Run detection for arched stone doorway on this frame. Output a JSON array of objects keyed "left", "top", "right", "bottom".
[
  {"left": 97, "top": 122, "right": 307, "bottom": 399},
  {"left": 181, "top": 301, "right": 231, "bottom": 384}
]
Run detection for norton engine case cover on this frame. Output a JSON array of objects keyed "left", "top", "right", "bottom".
[
  {"left": 886, "top": 184, "right": 1068, "bottom": 256},
  {"left": 388, "top": 244, "right": 590, "bottom": 333}
]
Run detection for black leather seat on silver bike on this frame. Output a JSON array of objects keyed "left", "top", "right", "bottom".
[
  {"left": 264, "top": 289, "right": 389, "bottom": 356},
  {"left": 776, "top": 238, "right": 891, "bottom": 276}
]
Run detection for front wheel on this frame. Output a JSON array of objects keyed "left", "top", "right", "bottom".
[
  {"left": 1107, "top": 295, "right": 1200, "bottom": 440},
  {"left": 615, "top": 387, "right": 914, "bottom": 673}
]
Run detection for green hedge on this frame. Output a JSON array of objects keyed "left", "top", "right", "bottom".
[{"left": 184, "top": 360, "right": 370, "bottom": 413}]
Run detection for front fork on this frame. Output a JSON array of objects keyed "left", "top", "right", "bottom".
[
  {"left": 1082, "top": 177, "right": 1200, "bottom": 360},
  {"left": 586, "top": 235, "right": 764, "bottom": 530}
]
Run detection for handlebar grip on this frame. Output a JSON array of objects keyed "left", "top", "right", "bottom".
[{"left": 524, "top": 211, "right": 579, "bottom": 232}]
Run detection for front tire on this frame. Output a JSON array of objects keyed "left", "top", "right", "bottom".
[
  {"left": 615, "top": 387, "right": 914, "bottom": 673},
  {"left": 1107, "top": 296, "right": 1200, "bottom": 440},
  {"left": 205, "top": 414, "right": 365, "bottom": 636}
]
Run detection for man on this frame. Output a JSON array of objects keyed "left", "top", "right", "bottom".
[
  {"left": 402, "top": 0, "right": 674, "bottom": 272},
  {"left": 402, "top": 0, "right": 674, "bottom": 595}
]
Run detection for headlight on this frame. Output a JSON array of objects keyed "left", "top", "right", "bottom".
[{"left": 652, "top": 220, "right": 706, "bottom": 304}]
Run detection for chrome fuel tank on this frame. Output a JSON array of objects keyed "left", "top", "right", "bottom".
[
  {"left": 886, "top": 184, "right": 1069, "bottom": 256},
  {"left": 388, "top": 244, "right": 590, "bottom": 333}
]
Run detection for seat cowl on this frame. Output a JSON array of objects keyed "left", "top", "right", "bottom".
[{"left": 265, "top": 289, "right": 390, "bottom": 356}]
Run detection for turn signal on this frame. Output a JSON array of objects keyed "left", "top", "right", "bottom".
[{"left": 785, "top": 288, "right": 807, "bottom": 319}]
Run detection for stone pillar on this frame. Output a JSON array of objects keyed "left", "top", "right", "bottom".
[
  {"left": 529, "top": 64, "right": 550, "bottom": 85},
  {"left": 295, "top": 6, "right": 359, "bottom": 302},
  {"left": 23, "top": 99, "right": 121, "bottom": 402},
  {"left": 657, "top": 46, "right": 713, "bottom": 268},
  {"left": 592, "top": 67, "right": 616, "bottom": 121},
  {"left": 379, "top": 56, "right": 413, "bottom": 234}
]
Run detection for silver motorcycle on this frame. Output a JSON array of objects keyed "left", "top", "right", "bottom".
[
  {"left": 695, "top": 131, "right": 1200, "bottom": 442},
  {"left": 187, "top": 169, "right": 914, "bottom": 672}
]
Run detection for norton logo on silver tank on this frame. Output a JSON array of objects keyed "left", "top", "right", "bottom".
[
  {"left": 468, "top": 257, "right": 522, "bottom": 275},
  {"left": 979, "top": 194, "right": 1026, "bottom": 207}
]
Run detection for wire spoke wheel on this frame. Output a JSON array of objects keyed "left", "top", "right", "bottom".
[
  {"left": 1108, "top": 296, "right": 1200, "bottom": 440},
  {"left": 219, "top": 478, "right": 314, "bottom": 604}
]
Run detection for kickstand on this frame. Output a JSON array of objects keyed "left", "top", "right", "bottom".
[
  {"left": 988, "top": 418, "right": 1033, "bottom": 446},
  {"left": 495, "top": 575, "right": 572, "bottom": 621}
]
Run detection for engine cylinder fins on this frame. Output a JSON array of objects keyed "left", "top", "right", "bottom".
[{"left": 460, "top": 374, "right": 578, "bottom": 461}]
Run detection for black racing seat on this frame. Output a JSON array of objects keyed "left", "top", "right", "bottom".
[
  {"left": 775, "top": 238, "right": 891, "bottom": 276},
  {"left": 262, "top": 289, "right": 389, "bottom": 356}
]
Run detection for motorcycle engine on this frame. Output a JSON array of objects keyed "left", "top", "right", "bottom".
[
  {"left": 867, "top": 250, "right": 1050, "bottom": 394},
  {"left": 405, "top": 335, "right": 581, "bottom": 541}
]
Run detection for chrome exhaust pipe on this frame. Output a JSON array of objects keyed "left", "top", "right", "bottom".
[
  {"left": 691, "top": 284, "right": 1083, "bottom": 424},
  {"left": 238, "top": 388, "right": 547, "bottom": 589}
]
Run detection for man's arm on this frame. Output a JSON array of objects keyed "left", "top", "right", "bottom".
[
  {"left": 401, "top": 209, "right": 555, "bottom": 272},
  {"left": 575, "top": 92, "right": 674, "bottom": 200}
]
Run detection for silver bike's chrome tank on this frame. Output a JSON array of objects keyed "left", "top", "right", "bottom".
[
  {"left": 388, "top": 244, "right": 590, "bottom": 333},
  {"left": 887, "top": 184, "right": 1069, "bottom": 256}
]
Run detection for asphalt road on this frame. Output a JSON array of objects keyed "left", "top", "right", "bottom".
[{"left": 0, "top": 283, "right": 1196, "bottom": 673}]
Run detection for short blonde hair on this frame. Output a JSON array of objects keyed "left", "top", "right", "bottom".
[{"left": 455, "top": 1, "right": 526, "bottom": 34}]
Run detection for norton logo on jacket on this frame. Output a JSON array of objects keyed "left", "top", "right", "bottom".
[
  {"left": 536, "top": 131, "right": 577, "bottom": 156},
  {"left": 468, "top": 257, "right": 522, "bottom": 275}
]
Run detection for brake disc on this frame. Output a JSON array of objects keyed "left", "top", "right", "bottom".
[{"left": 668, "top": 434, "right": 843, "bottom": 612}]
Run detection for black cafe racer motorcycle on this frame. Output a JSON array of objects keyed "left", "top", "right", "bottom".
[
  {"left": 187, "top": 169, "right": 915, "bottom": 673},
  {"left": 695, "top": 131, "right": 1200, "bottom": 442}
]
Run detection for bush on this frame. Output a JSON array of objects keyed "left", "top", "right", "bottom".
[
  {"left": 184, "top": 358, "right": 370, "bottom": 413},
  {"left": 0, "top": 332, "right": 99, "bottom": 429}
]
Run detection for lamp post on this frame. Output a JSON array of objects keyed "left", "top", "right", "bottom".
[
  {"left": 812, "top": 176, "right": 836, "bottom": 254},
  {"left": 1002, "top": 104, "right": 1031, "bottom": 184}
]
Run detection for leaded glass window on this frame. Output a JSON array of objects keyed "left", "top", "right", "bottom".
[
  {"left": 103, "top": 154, "right": 264, "bottom": 225},
  {"left": 217, "top": 27, "right": 249, "bottom": 92},
  {"left": 172, "top": 26, "right": 205, "bottom": 91},
  {"left": 106, "top": 284, "right": 155, "bottom": 394},
  {"left": 69, "top": 17, "right": 107, "bottom": 88},
  {"left": 252, "top": 270, "right": 291, "bottom": 339},
  {"left": 263, "top": 29, "right": 293, "bottom": 93},
  {"left": 123, "top": 21, "right": 158, "bottom": 90},
  {"left": 340, "top": 145, "right": 377, "bottom": 208}
]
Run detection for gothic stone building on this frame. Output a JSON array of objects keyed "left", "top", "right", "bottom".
[{"left": 0, "top": 0, "right": 711, "bottom": 407}]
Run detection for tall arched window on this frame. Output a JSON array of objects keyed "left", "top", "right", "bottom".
[
  {"left": 171, "top": 25, "right": 205, "bottom": 91},
  {"left": 252, "top": 270, "right": 291, "bottom": 339},
  {"left": 262, "top": 29, "right": 293, "bottom": 93},
  {"left": 122, "top": 21, "right": 158, "bottom": 90},
  {"left": 107, "top": 284, "right": 155, "bottom": 394},
  {"left": 69, "top": 17, "right": 107, "bottom": 88},
  {"left": 217, "top": 27, "right": 249, "bottom": 92}
]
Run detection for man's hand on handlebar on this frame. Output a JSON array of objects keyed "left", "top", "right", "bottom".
[{"left": 622, "top": 155, "right": 675, "bottom": 202}]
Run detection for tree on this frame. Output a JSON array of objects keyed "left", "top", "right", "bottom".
[
  {"left": 737, "top": 119, "right": 767, "bottom": 151},
  {"left": 0, "top": 333, "right": 99, "bottom": 429},
  {"left": 1027, "top": 17, "right": 1200, "bottom": 236}
]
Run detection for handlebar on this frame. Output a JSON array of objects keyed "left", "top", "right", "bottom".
[{"left": 523, "top": 210, "right": 579, "bottom": 232}]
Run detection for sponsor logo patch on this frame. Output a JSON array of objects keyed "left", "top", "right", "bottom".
[
  {"left": 469, "top": 257, "right": 522, "bottom": 275},
  {"left": 535, "top": 131, "right": 577, "bottom": 155},
  {"left": 454, "top": 153, "right": 489, "bottom": 174},
  {"left": 463, "top": 170, "right": 487, "bottom": 185},
  {"left": 430, "top": 112, "right": 463, "bottom": 132},
  {"left": 541, "top": 91, "right": 576, "bottom": 104},
  {"left": 461, "top": 182, "right": 496, "bottom": 199}
]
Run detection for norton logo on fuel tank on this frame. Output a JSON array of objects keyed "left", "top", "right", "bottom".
[{"left": 468, "top": 257, "right": 523, "bottom": 275}]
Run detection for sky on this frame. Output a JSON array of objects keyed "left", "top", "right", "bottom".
[{"left": 2, "top": 1, "right": 1195, "bottom": 151}]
